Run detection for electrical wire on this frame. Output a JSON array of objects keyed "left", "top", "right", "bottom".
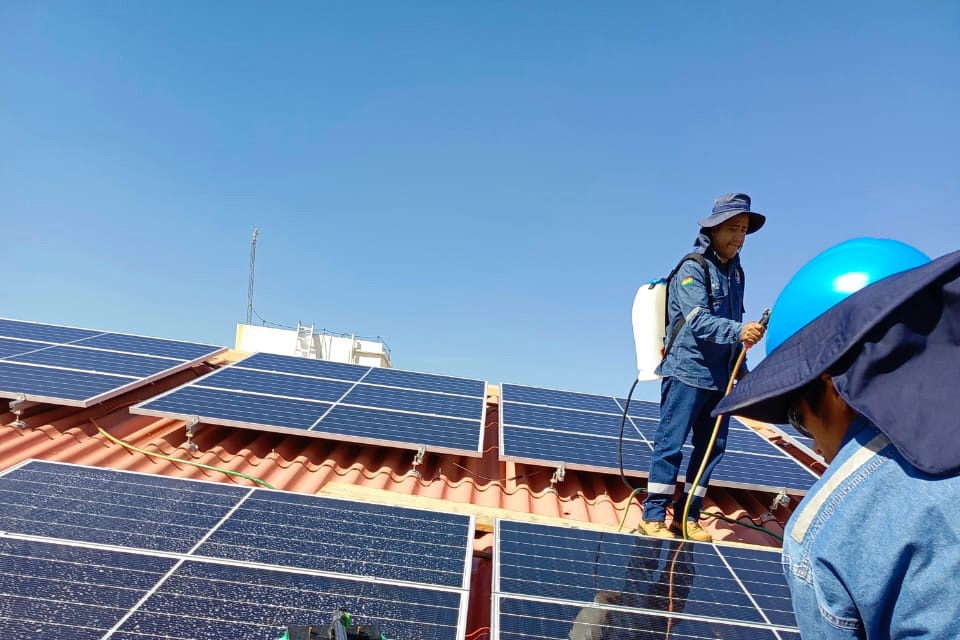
[{"left": 92, "top": 419, "right": 276, "bottom": 489}]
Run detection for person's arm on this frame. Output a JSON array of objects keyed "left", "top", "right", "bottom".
[{"left": 671, "top": 261, "right": 744, "bottom": 344}]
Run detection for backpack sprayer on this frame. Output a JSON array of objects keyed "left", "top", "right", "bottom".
[{"left": 279, "top": 610, "right": 386, "bottom": 640}]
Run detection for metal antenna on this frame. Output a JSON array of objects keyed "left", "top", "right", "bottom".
[{"left": 246, "top": 226, "right": 259, "bottom": 325}]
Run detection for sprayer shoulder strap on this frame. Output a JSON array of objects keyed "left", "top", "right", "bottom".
[{"left": 662, "top": 253, "right": 713, "bottom": 359}]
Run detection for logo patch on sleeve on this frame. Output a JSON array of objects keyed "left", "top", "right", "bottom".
[{"left": 681, "top": 276, "right": 694, "bottom": 286}]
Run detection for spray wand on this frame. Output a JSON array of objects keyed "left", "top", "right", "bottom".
[{"left": 680, "top": 308, "right": 771, "bottom": 539}]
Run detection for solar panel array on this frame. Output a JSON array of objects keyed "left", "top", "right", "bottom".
[
  {"left": 0, "top": 460, "right": 473, "bottom": 639},
  {"left": 494, "top": 519, "right": 799, "bottom": 640},
  {"left": 0, "top": 318, "right": 224, "bottom": 407},
  {"left": 132, "top": 352, "right": 488, "bottom": 456},
  {"left": 499, "top": 383, "right": 818, "bottom": 493}
]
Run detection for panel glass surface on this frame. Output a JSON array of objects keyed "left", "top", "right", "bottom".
[
  {"left": 340, "top": 383, "right": 483, "bottom": 419},
  {"left": 0, "top": 461, "right": 247, "bottom": 552},
  {"left": 502, "top": 383, "right": 622, "bottom": 413},
  {"left": 0, "top": 318, "right": 225, "bottom": 406},
  {"left": 7, "top": 345, "right": 180, "bottom": 378},
  {"left": 2, "top": 461, "right": 472, "bottom": 640},
  {"left": 0, "top": 337, "right": 44, "bottom": 359},
  {"left": 495, "top": 520, "right": 797, "bottom": 638},
  {"left": 238, "top": 351, "right": 371, "bottom": 380},
  {"left": 135, "top": 352, "right": 487, "bottom": 455},
  {"left": 0, "top": 537, "right": 178, "bottom": 640},
  {"left": 71, "top": 332, "right": 222, "bottom": 360},
  {"left": 362, "top": 366, "right": 486, "bottom": 396},
  {"left": 316, "top": 405, "right": 481, "bottom": 451},
  {"left": 141, "top": 385, "right": 331, "bottom": 430},
  {"left": 0, "top": 361, "right": 132, "bottom": 401},
  {"left": 501, "top": 383, "right": 817, "bottom": 492},
  {"left": 199, "top": 491, "right": 471, "bottom": 587},
  {"left": 0, "top": 318, "right": 100, "bottom": 343}
]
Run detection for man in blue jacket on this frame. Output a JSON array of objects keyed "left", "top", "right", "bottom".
[
  {"left": 639, "top": 193, "right": 767, "bottom": 541},
  {"left": 715, "top": 250, "right": 960, "bottom": 637}
]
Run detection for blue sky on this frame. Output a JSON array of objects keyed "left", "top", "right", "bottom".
[{"left": 2, "top": 2, "right": 957, "bottom": 401}]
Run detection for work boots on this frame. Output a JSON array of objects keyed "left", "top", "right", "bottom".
[
  {"left": 637, "top": 520, "right": 678, "bottom": 539},
  {"left": 670, "top": 519, "right": 713, "bottom": 542}
]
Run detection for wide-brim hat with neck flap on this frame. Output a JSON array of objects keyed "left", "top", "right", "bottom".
[
  {"left": 698, "top": 193, "right": 766, "bottom": 234},
  {"left": 714, "top": 249, "right": 960, "bottom": 476}
]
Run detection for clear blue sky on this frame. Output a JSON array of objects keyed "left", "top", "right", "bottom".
[{"left": 2, "top": 2, "right": 957, "bottom": 402}]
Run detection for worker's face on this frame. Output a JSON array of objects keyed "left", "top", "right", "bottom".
[
  {"left": 787, "top": 374, "right": 856, "bottom": 464},
  {"left": 710, "top": 214, "right": 750, "bottom": 262}
]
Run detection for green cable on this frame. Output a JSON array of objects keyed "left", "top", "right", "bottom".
[{"left": 94, "top": 420, "right": 276, "bottom": 490}]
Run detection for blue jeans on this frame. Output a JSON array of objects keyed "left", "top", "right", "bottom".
[{"left": 642, "top": 376, "right": 729, "bottom": 523}]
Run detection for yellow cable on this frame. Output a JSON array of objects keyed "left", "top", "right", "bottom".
[
  {"left": 616, "top": 487, "right": 644, "bottom": 532},
  {"left": 92, "top": 419, "right": 276, "bottom": 490}
]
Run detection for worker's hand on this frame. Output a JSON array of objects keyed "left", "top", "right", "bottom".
[{"left": 740, "top": 321, "right": 766, "bottom": 346}]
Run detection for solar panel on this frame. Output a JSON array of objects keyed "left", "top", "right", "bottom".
[
  {"left": 0, "top": 318, "right": 225, "bottom": 407},
  {"left": 132, "top": 352, "right": 488, "bottom": 456},
  {"left": 0, "top": 460, "right": 473, "bottom": 639},
  {"left": 493, "top": 519, "right": 798, "bottom": 639},
  {"left": 500, "top": 383, "right": 818, "bottom": 494}
]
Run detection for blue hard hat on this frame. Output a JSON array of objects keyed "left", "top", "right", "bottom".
[{"left": 766, "top": 238, "right": 930, "bottom": 354}]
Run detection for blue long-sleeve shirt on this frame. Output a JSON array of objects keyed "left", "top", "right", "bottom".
[
  {"left": 783, "top": 418, "right": 960, "bottom": 637},
  {"left": 655, "top": 240, "right": 746, "bottom": 390}
]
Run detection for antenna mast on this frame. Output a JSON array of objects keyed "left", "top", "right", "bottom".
[{"left": 246, "top": 226, "right": 259, "bottom": 325}]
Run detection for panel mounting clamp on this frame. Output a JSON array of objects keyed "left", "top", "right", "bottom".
[
  {"left": 183, "top": 417, "right": 201, "bottom": 452},
  {"left": 409, "top": 445, "right": 427, "bottom": 479}
]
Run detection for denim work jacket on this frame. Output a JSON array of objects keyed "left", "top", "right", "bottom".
[
  {"left": 656, "top": 242, "right": 746, "bottom": 391},
  {"left": 783, "top": 418, "right": 960, "bottom": 638}
]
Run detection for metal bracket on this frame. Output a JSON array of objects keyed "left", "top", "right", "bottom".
[
  {"left": 9, "top": 395, "right": 28, "bottom": 431},
  {"left": 183, "top": 417, "right": 200, "bottom": 452},
  {"left": 770, "top": 489, "right": 789, "bottom": 511},
  {"left": 409, "top": 445, "right": 426, "bottom": 479},
  {"left": 550, "top": 462, "right": 566, "bottom": 487}
]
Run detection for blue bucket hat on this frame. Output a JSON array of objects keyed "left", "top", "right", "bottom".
[
  {"left": 714, "top": 249, "right": 960, "bottom": 476},
  {"left": 698, "top": 193, "right": 766, "bottom": 234}
]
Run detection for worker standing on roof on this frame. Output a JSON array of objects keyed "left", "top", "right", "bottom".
[
  {"left": 715, "top": 248, "right": 960, "bottom": 638},
  {"left": 639, "top": 194, "right": 767, "bottom": 541}
]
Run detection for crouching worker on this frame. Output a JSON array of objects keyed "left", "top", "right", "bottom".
[
  {"left": 715, "top": 249, "right": 960, "bottom": 638},
  {"left": 640, "top": 193, "right": 767, "bottom": 541}
]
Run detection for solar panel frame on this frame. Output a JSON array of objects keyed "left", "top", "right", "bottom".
[
  {"left": 132, "top": 352, "right": 489, "bottom": 457},
  {"left": 499, "top": 383, "right": 819, "bottom": 494},
  {"left": 492, "top": 519, "right": 799, "bottom": 639},
  {"left": 0, "top": 460, "right": 475, "bottom": 640},
  {"left": 0, "top": 318, "right": 225, "bottom": 407}
]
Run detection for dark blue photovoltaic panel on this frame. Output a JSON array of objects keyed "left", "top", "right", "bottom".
[
  {"left": 501, "top": 425, "right": 653, "bottom": 472},
  {"left": 198, "top": 492, "right": 471, "bottom": 587},
  {"left": 495, "top": 520, "right": 798, "bottom": 637},
  {"left": 501, "top": 402, "right": 630, "bottom": 437},
  {"left": 315, "top": 405, "right": 480, "bottom": 451},
  {"left": 0, "top": 537, "right": 177, "bottom": 640},
  {"left": 362, "top": 366, "right": 486, "bottom": 396},
  {"left": 497, "top": 598, "right": 784, "bottom": 640},
  {"left": 500, "top": 384, "right": 817, "bottom": 492},
  {"left": 7, "top": 345, "right": 180, "bottom": 378},
  {"left": 110, "top": 561, "right": 464, "bottom": 640},
  {"left": 0, "top": 337, "right": 42, "bottom": 358},
  {"left": 341, "top": 383, "right": 483, "bottom": 419},
  {"left": 719, "top": 546, "right": 796, "bottom": 627},
  {"left": 238, "top": 352, "right": 370, "bottom": 381},
  {"left": 141, "top": 385, "right": 329, "bottom": 430},
  {"left": 0, "top": 461, "right": 247, "bottom": 553},
  {"left": 201, "top": 367, "right": 354, "bottom": 402},
  {"left": 0, "top": 361, "right": 132, "bottom": 401},
  {"left": 0, "top": 318, "right": 100, "bottom": 343},
  {"left": 1, "top": 461, "right": 471, "bottom": 640},
  {"left": 72, "top": 332, "right": 222, "bottom": 360},
  {"left": 502, "top": 383, "right": 622, "bottom": 413}
]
